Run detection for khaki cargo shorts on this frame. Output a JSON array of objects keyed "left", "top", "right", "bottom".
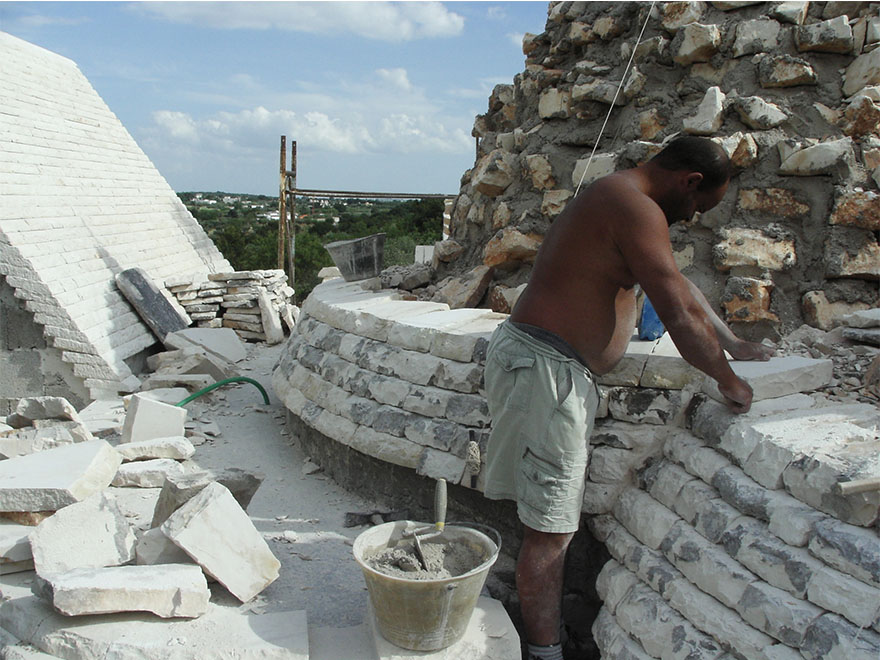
[{"left": 483, "top": 321, "right": 599, "bottom": 534}]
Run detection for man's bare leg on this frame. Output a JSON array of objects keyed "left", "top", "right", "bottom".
[{"left": 517, "top": 525, "right": 574, "bottom": 648}]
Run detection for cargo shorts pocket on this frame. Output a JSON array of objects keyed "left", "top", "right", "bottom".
[
  {"left": 487, "top": 349, "right": 535, "bottom": 412},
  {"left": 516, "top": 447, "right": 586, "bottom": 525}
]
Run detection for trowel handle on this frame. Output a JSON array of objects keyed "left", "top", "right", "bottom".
[{"left": 435, "top": 478, "right": 447, "bottom": 531}]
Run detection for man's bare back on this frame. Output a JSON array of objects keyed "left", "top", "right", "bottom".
[{"left": 511, "top": 170, "right": 662, "bottom": 374}]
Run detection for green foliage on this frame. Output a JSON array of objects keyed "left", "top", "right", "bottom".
[{"left": 181, "top": 193, "right": 444, "bottom": 303}]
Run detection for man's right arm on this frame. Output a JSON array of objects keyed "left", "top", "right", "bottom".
[{"left": 613, "top": 202, "right": 753, "bottom": 412}]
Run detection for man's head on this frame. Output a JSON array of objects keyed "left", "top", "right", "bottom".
[{"left": 649, "top": 136, "right": 732, "bottom": 224}]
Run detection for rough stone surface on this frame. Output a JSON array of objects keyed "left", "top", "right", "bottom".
[
  {"left": 0, "top": 440, "right": 121, "bottom": 512},
  {"left": 29, "top": 491, "right": 136, "bottom": 576},
  {"left": 161, "top": 481, "right": 280, "bottom": 602},
  {"left": 120, "top": 394, "right": 187, "bottom": 444},
  {"left": 33, "top": 564, "right": 209, "bottom": 618}
]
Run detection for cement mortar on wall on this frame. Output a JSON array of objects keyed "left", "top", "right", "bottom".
[{"left": 424, "top": 1, "right": 880, "bottom": 339}]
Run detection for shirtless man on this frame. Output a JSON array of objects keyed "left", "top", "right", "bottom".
[{"left": 482, "top": 137, "right": 773, "bottom": 660}]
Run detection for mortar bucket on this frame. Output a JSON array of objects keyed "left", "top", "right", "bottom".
[
  {"left": 352, "top": 520, "right": 500, "bottom": 651},
  {"left": 323, "top": 233, "right": 385, "bottom": 281}
]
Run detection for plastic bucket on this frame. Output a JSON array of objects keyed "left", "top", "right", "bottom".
[
  {"left": 352, "top": 520, "right": 500, "bottom": 651},
  {"left": 323, "top": 233, "right": 385, "bottom": 281}
]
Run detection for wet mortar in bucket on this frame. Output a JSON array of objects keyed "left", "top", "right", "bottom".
[{"left": 353, "top": 521, "right": 500, "bottom": 651}]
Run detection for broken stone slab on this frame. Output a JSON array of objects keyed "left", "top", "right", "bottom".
[
  {"left": 105, "top": 486, "right": 162, "bottom": 533},
  {"left": 116, "top": 436, "right": 195, "bottom": 462},
  {"left": 0, "top": 520, "right": 32, "bottom": 564},
  {"left": 682, "top": 85, "right": 725, "bottom": 135},
  {"left": 0, "top": 570, "right": 310, "bottom": 659},
  {"left": 0, "top": 440, "right": 121, "bottom": 512},
  {"left": 702, "top": 355, "right": 833, "bottom": 403},
  {"left": 33, "top": 564, "right": 209, "bottom": 618},
  {"left": 164, "top": 327, "right": 247, "bottom": 363},
  {"left": 160, "top": 482, "right": 280, "bottom": 602},
  {"left": 258, "top": 288, "right": 285, "bottom": 345},
  {"left": 125, "top": 387, "right": 190, "bottom": 407},
  {"left": 112, "top": 458, "right": 186, "bottom": 488},
  {"left": 841, "top": 327, "right": 880, "bottom": 346},
  {"left": 150, "top": 467, "right": 264, "bottom": 527},
  {"left": 135, "top": 527, "right": 193, "bottom": 566},
  {"left": 29, "top": 491, "right": 136, "bottom": 576},
  {"left": 5, "top": 397, "right": 81, "bottom": 429},
  {"left": 843, "top": 39, "right": 880, "bottom": 97},
  {"left": 120, "top": 393, "right": 187, "bottom": 444},
  {"left": 140, "top": 373, "right": 215, "bottom": 392},
  {"left": 840, "top": 308, "right": 880, "bottom": 328},
  {"left": 76, "top": 399, "right": 126, "bottom": 439},
  {"left": 147, "top": 347, "right": 235, "bottom": 382},
  {"left": 640, "top": 333, "right": 702, "bottom": 389},
  {"left": 778, "top": 137, "right": 855, "bottom": 177},
  {"left": 731, "top": 95, "right": 788, "bottom": 129},
  {"left": 115, "top": 267, "right": 190, "bottom": 341}
]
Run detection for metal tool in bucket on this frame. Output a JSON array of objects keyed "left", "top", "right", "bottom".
[{"left": 403, "top": 478, "right": 446, "bottom": 569}]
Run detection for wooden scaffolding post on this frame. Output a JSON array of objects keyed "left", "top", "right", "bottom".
[
  {"left": 278, "top": 136, "right": 287, "bottom": 270},
  {"left": 287, "top": 141, "right": 297, "bottom": 297}
]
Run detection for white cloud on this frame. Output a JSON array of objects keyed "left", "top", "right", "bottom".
[
  {"left": 15, "top": 14, "right": 88, "bottom": 28},
  {"left": 376, "top": 68, "right": 412, "bottom": 92},
  {"left": 134, "top": 1, "right": 464, "bottom": 42},
  {"left": 508, "top": 32, "right": 525, "bottom": 49},
  {"left": 153, "top": 110, "right": 200, "bottom": 142}
]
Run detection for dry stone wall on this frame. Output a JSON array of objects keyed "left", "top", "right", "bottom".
[
  {"left": 434, "top": 1, "right": 879, "bottom": 339},
  {"left": 273, "top": 277, "right": 880, "bottom": 660}
]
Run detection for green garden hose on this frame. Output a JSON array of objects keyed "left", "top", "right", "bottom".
[{"left": 174, "top": 377, "right": 270, "bottom": 407}]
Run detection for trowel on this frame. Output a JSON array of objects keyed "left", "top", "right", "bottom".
[{"left": 406, "top": 478, "right": 447, "bottom": 570}]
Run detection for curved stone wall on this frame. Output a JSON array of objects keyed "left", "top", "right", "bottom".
[{"left": 273, "top": 277, "right": 880, "bottom": 659}]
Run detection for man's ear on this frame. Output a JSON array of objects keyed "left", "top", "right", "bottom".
[{"left": 684, "top": 172, "right": 703, "bottom": 190}]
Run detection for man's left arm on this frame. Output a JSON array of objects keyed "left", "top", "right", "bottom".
[{"left": 685, "top": 279, "right": 775, "bottom": 361}]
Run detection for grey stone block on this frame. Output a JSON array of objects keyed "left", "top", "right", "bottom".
[
  {"left": 808, "top": 517, "right": 880, "bottom": 588},
  {"left": 150, "top": 467, "right": 264, "bottom": 527},
  {"left": 800, "top": 613, "right": 880, "bottom": 660},
  {"left": 737, "top": 581, "right": 823, "bottom": 647},
  {"left": 693, "top": 496, "right": 743, "bottom": 543},
  {"left": 712, "top": 465, "right": 774, "bottom": 521},
  {"left": 608, "top": 387, "right": 680, "bottom": 425}
]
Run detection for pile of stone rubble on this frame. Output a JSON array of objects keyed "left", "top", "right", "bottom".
[
  {"left": 165, "top": 269, "right": 297, "bottom": 344},
  {"left": 0, "top": 329, "right": 282, "bottom": 651}
]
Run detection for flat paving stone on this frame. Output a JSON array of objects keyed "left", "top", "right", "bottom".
[{"left": 0, "top": 440, "right": 121, "bottom": 512}]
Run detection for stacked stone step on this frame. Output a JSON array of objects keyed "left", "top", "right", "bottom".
[
  {"left": 164, "top": 275, "right": 227, "bottom": 329},
  {"left": 588, "top": 394, "right": 880, "bottom": 660},
  {"left": 210, "top": 269, "right": 292, "bottom": 341}
]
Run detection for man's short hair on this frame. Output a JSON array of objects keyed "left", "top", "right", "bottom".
[{"left": 651, "top": 136, "right": 731, "bottom": 191}]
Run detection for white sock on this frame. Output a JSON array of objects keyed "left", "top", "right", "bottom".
[{"left": 528, "top": 642, "right": 564, "bottom": 660}]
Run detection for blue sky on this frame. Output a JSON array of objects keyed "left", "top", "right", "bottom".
[{"left": 1, "top": 1, "right": 549, "bottom": 195}]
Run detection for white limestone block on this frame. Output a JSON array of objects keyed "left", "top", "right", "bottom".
[
  {"left": 612, "top": 488, "right": 680, "bottom": 549},
  {"left": 135, "top": 526, "right": 193, "bottom": 566},
  {"left": 77, "top": 399, "right": 126, "bottom": 438},
  {"left": 116, "top": 436, "right": 195, "bottom": 462},
  {"left": 0, "top": 569, "right": 309, "bottom": 658},
  {"left": 29, "top": 491, "right": 136, "bottom": 576},
  {"left": 736, "top": 581, "right": 824, "bottom": 647},
  {"left": 35, "top": 564, "right": 209, "bottom": 618},
  {"left": 388, "top": 308, "right": 488, "bottom": 355},
  {"left": 648, "top": 462, "right": 696, "bottom": 509},
  {"left": 665, "top": 577, "right": 775, "bottom": 660},
  {"left": 0, "top": 520, "right": 32, "bottom": 564},
  {"left": 733, "top": 19, "right": 781, "bottom": 57},
  {"left": 257, "top": 288, "right": 285, "bottom": 345},
  {"left": 0, "top": 439, "right": 121, "bottom": 512},
  {"left": 112, "top": 458, "right": 185, "bottom": 488},
  {"left": 683, "top": 86, "right": 726, "bottom": 135},
  {"left": 120, "top": 394, "right": 187, "bottom": 444},
  {"left": 673, "top": 22, "right": 721, "bottom": 65},
  {"left": 778, "top": 137, "right": 855, "bottom": 176},
  {"left": 597, "top": 334, "right": 652, "bottom": 386},
  {"left": 571, "top": 153, "right": 618, "bottom": 188},
  {"left": 125, "top": 387, "right": 191, "bottom": 407},
  {"left": 595, "top": 560, "right": 638, "bottom": 613},
  {"left": 766, "top": 490, "right": 826, "bottom": 547},
  {"left": 5, "top": 396, "right": 81, "bottom": 429},
  {"left": 807, "top": 564, "right": 880, "bottom": 629},
  {"left": 163, "top": 327, "right": 247, "bottom": 363},
  {"left": 732, "top": 95, "right": 788, "bottom": 129},
  {"left": 640, "top": 333, "right": 702, "bottom": 389},
  {"left": 349, "top": 426, "right": 423, "bottom": 470},
  {"left": 673, "top": 479, "right": 719, "bottom": 524},
  {"left": 417, "top": 447, "right": 466, "bottom": 484},
  {"left": 161, "top": 482, "right": 280, "bottom": 602},
  {"left": 840, "top": 307, "right": 880, "bottom": 328},
  {"left": 703, "top": 355, "right": 833, "bottom": 403},
  {"left": 772, "top": 2, "right": 809, "bottom": 25},
  {"left": 661, "top": 521, "right": 756, "bottom": 609}
]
